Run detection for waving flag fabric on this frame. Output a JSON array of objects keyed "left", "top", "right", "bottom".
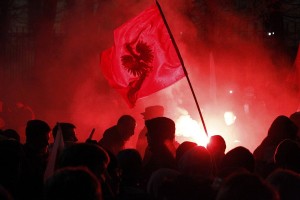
[{"left": 100, "top": 5, "right": 185, "bottom": 107}]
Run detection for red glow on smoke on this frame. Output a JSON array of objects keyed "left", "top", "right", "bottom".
[{"left": 1, "top": 1, "right": 299, "bottom": 154}]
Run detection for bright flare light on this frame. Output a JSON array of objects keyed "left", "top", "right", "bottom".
[
  {"left": 175, "top": 114, "right": 208, "bottom": 146},
  {"left": 224, "top": 111, "right": 236, "bottom": 126}
]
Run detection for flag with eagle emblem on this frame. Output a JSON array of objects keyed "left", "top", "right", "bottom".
[{"left": 100, "top": 5, "right": 185, "bottom": 107}]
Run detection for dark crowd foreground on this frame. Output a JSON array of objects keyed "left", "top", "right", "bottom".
[{"left": 1, "top": 111, "right": 300, "bottom": 200}]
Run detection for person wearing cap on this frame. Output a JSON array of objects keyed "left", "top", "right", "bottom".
[{"left": 136, "top": 105, "right": 164, "bottom": 158}]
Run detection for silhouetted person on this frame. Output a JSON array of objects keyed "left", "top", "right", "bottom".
[
  {"left": 218, "top": 146, "right": 255, "bottom": 179},
  {"left": 24, "top": 119, "right": 50, "bottom": 156},
  {"left": 175, "top": 145, "right": 216, "bottom": 199},
  {"left": 117, "top": 149, "right": 142, "bottom": 188},
  {"left": 266, "top": 169, "right": 300, "bottom": 200},
  {"left": 175, "top": 141, "right": 197, "bottom": 164},
  {"left": 44, "top": 166, "right": 103, "bottom": 200},
  {"left": 290, "top": 111, "right": 300, "bottom": 139},
  {"left": 106, "top": 150, "right": 121, "bottom": 198},
  {"left": 117, "top": 149, "right": 151, "bottom": 200},
  {"left": 141, "top": 117, "right": 177, "bottom": 187},
  {"left": 147, "top": 168, "right": 180, "bottom": 200},
  {"left": 158, "top": 174, "right": 216, "bottom": 200},
  {"left": 253, "top": 115, "right": 298, "bottom": 177},
  {"left": 216, "top": 172, "right": 279, "bottom": 200},
  {"left": 0, "top": 129, "right": 20, "bottom": 142},
  {"left": 98, "top": 115, "right": 136, "bottom": 156},
  {"left": 136, "top": 105, "right": 164, "bottom": 158},
  {"left": 23, "top": 119, "right": 51, "bottom": 200},
  {"left": 0, "top": 139, "right": 27, "bottom": 200},
  {"left": 57, "top": 143, "right": 114, "bottom": 200},
  {"left": 52, "top": 122, "right": 78, "bottom": 147},
  {"left": 274, "top": 139, "right": 300, "bottom": 173},
  {"left": 206, "top": 135, "right": 226, "bottom": 174},
  {"left": 177, "top": 146, "right": 214, "bottom": 181}
]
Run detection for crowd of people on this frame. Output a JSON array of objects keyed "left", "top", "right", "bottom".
[{"left": 1, "top": 105, "right": 300, "bottom": 200}]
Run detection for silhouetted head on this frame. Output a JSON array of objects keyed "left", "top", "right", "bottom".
[
  {"left": 217, "top": 172, "right": 279, "bottom": 200},
  {"left": 267, "top": 169, "right": 300, "bottom": 200},
  {"left": 141, "top": 105, "right": 164, "bottom": 120},
  {"left": 176, "top": 141, "right": 197, "bottom": 163},
  {"left": 145, "top": 117, "right": 175, "bottom": 150},
  {"left": 290, "top": 112, "right": 300, "bottom": 138},
  {"left": 116, "top": 115, "right": 136, "bottom": 141},
  {"left": 178, "top": 146, "right": 213, "bottom": 179},
  {"left": 206, "top": 135, "right": 226, "bottom": 156},
  {"left": 157, "top": 174, "right": 216, "bottom": 200},
  {"left": 290, "top": 112, "right": 300, "bottom": 126},
  {"left": 274, "top": 139, "right": 300, "bottom": 173},
  {"left": 117, "top": 149, "right": 142, "bottom": 181},
  {"left": 52, "top": 123, "right": 78, "bottom": 143},
  {"left": 147, "top": 168, "right": 180, "bottom": 199},
  {"left": 267, "top": 115, "right": 298, "bottom": 143},
  {"left": 25, "top": 119, "right": 51, "bottom": 151},
  {"left": 1, "top": 129, "right": 20, "bottom": 142},
  {"left": 44, "top": 166, "right": 102, "bottom": 200},
  {"left": 218, "top": 146, "right": 255, "bottom": 178},
  {"left": 58, "top": 143, "right": 110, "bottom": 181}
]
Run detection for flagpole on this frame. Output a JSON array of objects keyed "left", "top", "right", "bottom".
[{"left": 155, "top": 0, "right": 208, "bottom": 136}]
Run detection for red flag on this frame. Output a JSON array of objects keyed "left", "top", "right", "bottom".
[{"left": 100, "top": 5, "right": 185, "bottom": 107}]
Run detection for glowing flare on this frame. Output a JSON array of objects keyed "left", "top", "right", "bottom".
[
  {"left": 175, "top": 114, "right": 208, "bottom": 146},
  {"left": 224, "top": 111, "right": 236, "bottom": 126}
]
